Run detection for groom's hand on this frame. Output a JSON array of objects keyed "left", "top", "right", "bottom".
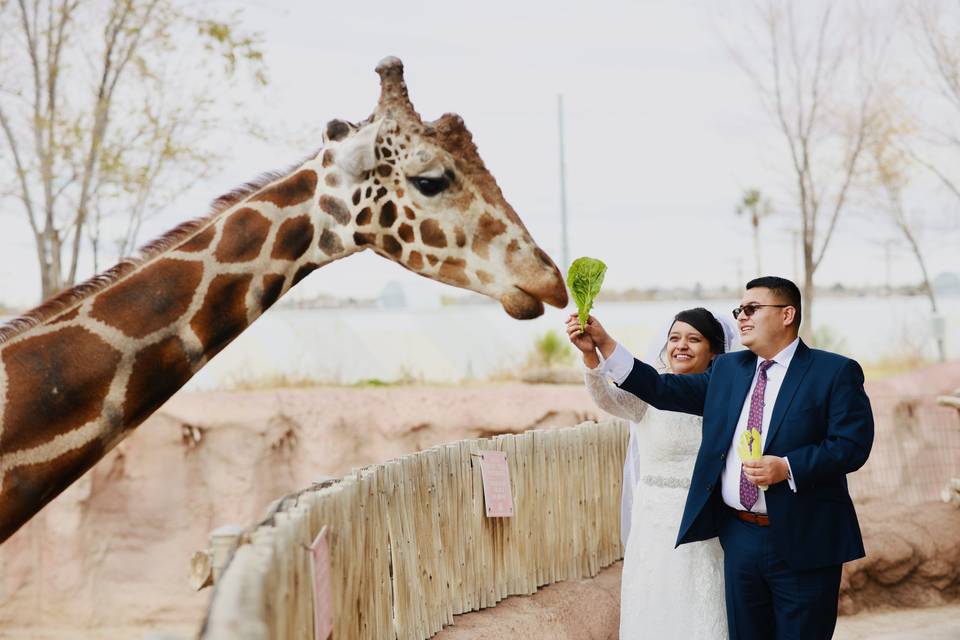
[{"left": 742, "top": 456, "right": 790, "bottom": 486}]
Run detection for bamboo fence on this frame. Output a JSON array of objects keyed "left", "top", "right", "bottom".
[{"left": 200, "top": 419, "right": 629, "bottom": 640}]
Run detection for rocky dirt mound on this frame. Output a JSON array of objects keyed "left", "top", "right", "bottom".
[{"left": 840, "top": 501, "right": 960, "bottom": 614}]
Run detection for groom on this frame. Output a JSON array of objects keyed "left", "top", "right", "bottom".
[{"left": 578, "top": 277, "right": 873, "bottom": 640}]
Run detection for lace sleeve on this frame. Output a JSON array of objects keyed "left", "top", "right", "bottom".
[{"left": 584, "top": 366, "right": 649, "bottom": 422}]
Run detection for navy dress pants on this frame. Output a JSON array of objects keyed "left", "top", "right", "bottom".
[{"left": 717, "top": 507, "right": 843, "bottom": 640}]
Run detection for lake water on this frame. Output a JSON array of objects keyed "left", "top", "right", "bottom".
[{"left": 183, "top": 294, "right": 960, "bottom": 389}]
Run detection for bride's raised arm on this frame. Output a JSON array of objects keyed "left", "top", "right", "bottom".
[{"left": 584, "top": 362, "right": 649, "bottom": 422}]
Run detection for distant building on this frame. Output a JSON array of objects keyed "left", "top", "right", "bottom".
[
  {"left": 933, "top": 272, "right": 960, "bottom": 296},
  {"left": 378, "top": 280, "right": 442, "bottom": 310}
]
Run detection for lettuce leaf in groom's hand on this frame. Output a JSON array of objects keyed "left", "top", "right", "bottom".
[
  {"left": 737, "top": 428, "right": 768, "bottom": 491},
  {"left": 567, "top": 257, "right": 607, "bottom": 330}
]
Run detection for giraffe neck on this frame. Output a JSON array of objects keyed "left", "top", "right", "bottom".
[{"left": 0, "top": 151, "right": 367, "bottom": 542}]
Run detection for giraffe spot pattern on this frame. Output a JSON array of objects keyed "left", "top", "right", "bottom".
[
  {"left": 439, "top": 257, "right": 470, "bottom": 286},
  {"left": 123, "top": 335, "right": 193, "bottom": 427},
  {"left": 420, "top": 219, "right": 447, "bottom": 248},
  {"left": 1, "top": 326, "right": 121, "bottom": 453},
  {"left": 0, "top": 436, "right": 105, "bottom": 543},
  {"left": 178, "top": 225, "right": 216, "bottom": 253},
  {"left": 322, "top": 150, "right": 335, "bottom": 168},
  {"left": 250, "top": 169, "right": 318, "bottom": 207},
  {"left": 292, "top": 263, "right": 319, "bottom": 286},
  {"left": 215, "top": 208, "right": 272, "bottom": 263},
  {"left": 505, "top": 239, "right": 522, "bottom": 275},
  {"left": 408, "top": 251, "right": 424, "bottom": 270},
  {"left": 91, "top": 259, "right": 203, "bottom": 339},
  {"left": 324, "top": 173, "right": 340, "bottom": 187},
  {"left": 49, "top": 307, "right": 81, "bottom": 325},
  {"left": 477, "top": 270, "right": 494, "bottom": 285},
  {"left": 352, "top": 189, "right": 362, "bottom": 206},
  {"left": 319, "top": 195, "right": 351, "bottom": 225},
  {"left": 404, "top": 206, "right": 416, "bottom": 220},
  {"left": 376, "top": 164, "right": 392, "bottom": 178},
  {"left": 381, "top": 235, "right": 403, "bottom": 259},
  {"left": 271, "top": 215, "right": 315, "bottom": 261},
  {"left": 454, "top": 226, "right": 466, "bottom": 248},
  {"left": 374, "top": 187, "right": 387, "bottom": 202},
  {"left": 190, "top": 273, "right": 253, "bottom": 358},
  {"left": 353, "top": 232, "right": 376, "bottom": 247},
  {"left": 427, "top": 254, "right": 439, "bottom": 267},
  {"left": 397, "top": 223, "right": 415, "bottom": 243},
  {"left": 472, "top": 213, "right": 507, "bottom": 260},
  {"left": 378, "top": 201, "right": 397, "bottom": 228},
  {"left": 356, "top": 207, "right": 372, "bottom": 226},
  {"left": 260, "top": 274, "right": 286, "bottom": 310},
  {"left": 318, "top": 229, "right": 345, "bottom": 256}
]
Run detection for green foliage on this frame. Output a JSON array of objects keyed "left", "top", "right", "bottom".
[
  {"left": 197, "top": 14, "right": 268, "bottom": 85},
  {"left": 530, "top": 330, "right": 574, "bottom": 368},
  {"left": 566, "top": 257, "right": 607, "bottom": 330},
  {"left": 0, "top": 0, "right": 271, "bottom": 298}
]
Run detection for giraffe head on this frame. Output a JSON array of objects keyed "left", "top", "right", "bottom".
[{"left": 315, "top": 57, "right": 567, "bottom": 319}]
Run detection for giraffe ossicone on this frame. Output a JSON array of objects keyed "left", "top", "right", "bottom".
[{"left": 0, "top": 57, "right": 567, "bottom": 543}]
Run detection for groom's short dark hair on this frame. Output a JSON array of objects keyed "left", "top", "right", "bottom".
[{"left": 746, "top": 276, "right": 802, "bottom": 329}]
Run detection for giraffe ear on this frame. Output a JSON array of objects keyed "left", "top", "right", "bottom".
[{"left": 333, "top": 120, "right": 382, "bottom": 178}]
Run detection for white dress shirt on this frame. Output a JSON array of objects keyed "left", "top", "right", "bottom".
[
  {"left": 599, "top": 338, "right": 800, "bottom": 515},
  {"left": 721, "top": 338, "right": 799, "bottom": 513}
]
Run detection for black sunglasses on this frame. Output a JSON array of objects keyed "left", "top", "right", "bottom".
[{"left": 732, "top": 304, "right": 790, "bottom": 319}]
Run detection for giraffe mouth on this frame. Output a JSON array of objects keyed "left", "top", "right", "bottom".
[{"left": 501, "top": 287, "right": 546, "bottom": 320}]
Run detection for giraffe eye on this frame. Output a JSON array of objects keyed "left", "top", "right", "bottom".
[{"left": 409, "top": 175, "right": 450, "bottom": 197}]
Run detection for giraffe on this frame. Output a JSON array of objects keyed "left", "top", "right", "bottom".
[{"left": 0, "top": 57, "right": 568, "bottom": 543}]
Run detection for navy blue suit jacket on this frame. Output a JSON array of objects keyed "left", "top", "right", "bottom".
[{"left": 617, "top": 339, "right": 874, "bottom": 571}]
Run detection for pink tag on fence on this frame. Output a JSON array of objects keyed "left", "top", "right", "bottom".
[
  {"left": 311, "top": 526, "right": 334, "bottom": 640},
  {"left": 478, "top": 451, "right": 514, "bottom": 517}
]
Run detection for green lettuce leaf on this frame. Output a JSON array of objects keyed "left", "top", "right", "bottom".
[{"left": 566, "top": 257, "right": 607, "bottom": 330}]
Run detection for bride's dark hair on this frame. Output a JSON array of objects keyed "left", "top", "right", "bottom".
[{"left": 658, "top": 307, "right": 726, "bottom": 369}]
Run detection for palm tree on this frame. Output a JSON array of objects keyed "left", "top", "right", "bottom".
[{"left": 736, "top": 189, "right": 773, "bottom": 277}]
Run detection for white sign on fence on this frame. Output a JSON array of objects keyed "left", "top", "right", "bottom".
[
  {"left": 310, "top": 525, "right": 334, "bottom": 640},
  {"left": 478, "top": 450, "right": 514, "bottom": 517}
]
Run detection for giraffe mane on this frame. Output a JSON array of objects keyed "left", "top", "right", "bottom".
[{"left": 0, "top": 159, "right": 316, "bottom": 345}]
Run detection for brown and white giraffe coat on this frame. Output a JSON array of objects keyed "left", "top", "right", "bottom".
[{"left": 0, "top": 57, "right": 567, "bottom": 542}]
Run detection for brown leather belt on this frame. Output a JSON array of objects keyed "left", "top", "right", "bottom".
[{"left": 732, "top": 508, "right": 769, "bottom": 526}]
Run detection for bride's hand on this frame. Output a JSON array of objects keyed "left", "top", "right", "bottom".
[
  {"left": 581, "top": 315, "right": 615, "bottom": 355},
  {"left": 565, "top": 314, "right": 597, "bottom": 353}
]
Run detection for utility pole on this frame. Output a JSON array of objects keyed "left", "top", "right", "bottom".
[
  {"left": 884, "top": 240, "right": 893, "bottom": 295},
  {"left": 557, "top": 94, "right": 570, "bottom": 276}
]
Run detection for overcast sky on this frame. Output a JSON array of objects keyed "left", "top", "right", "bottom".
[{"left": 1, "top": 0, "right": 957, "bottom": 308}]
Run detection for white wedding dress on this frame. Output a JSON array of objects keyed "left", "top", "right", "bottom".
[{"left": 585, "top": 366, "right": 728, "bottom": 639}]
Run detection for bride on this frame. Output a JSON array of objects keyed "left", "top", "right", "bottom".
[{"left": 566, "top": 307, "right": 737, "bottom": 639}]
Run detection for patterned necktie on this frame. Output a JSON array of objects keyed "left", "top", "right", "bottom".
[{"left": 739, "top": 359, "right": 775, "bottom": 511}]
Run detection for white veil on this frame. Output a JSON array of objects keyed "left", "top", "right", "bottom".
[{"left": 641, "top": 309, "right": 741, "bottom": 370}]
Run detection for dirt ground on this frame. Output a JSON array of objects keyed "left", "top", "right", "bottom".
[
  {"left": 834, "top": 604, "right": 960, "bottom": 639},
  {"left": 431, "top": 562, "right": 960, "bottom": 640}
]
